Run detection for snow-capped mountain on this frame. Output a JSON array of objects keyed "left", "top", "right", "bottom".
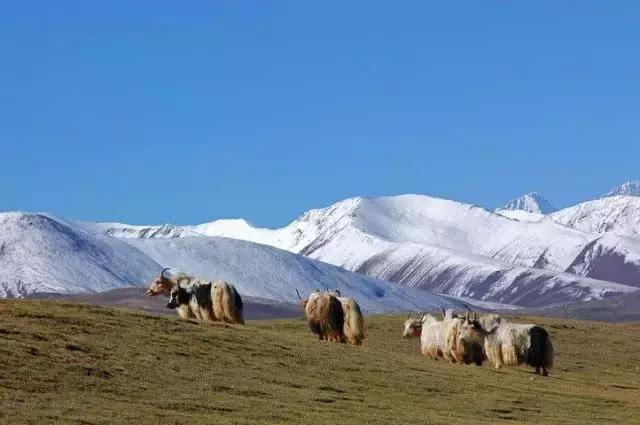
[
  {"left": 550, "top": 196, "right": 640, "bottom": 238},
  {"left": 6, "top": 183, "right": 640, "bottom": 308},
  {"left": 0, "top": 212, "right": 160, "bottom": 298},
  {"left": 123, "top": 236, "right": 474, "bottom": 312},
  {"left": 602, "top": 181, "right": 640, "bottom": 198},
  {"left": 498, "top": 192, "right": 556, "bottom": 214},
  {"left": 91, "top": 194, "right": 640, "bottom": 305},
  {"left": 564, "top": 234, "right": 640, "bottom": 287},
  {"left": 0, "top": 212, "right": 470, "bottom": 312}
]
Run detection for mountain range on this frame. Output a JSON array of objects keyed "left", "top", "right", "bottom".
[
  {"left": 0, "top": 211, "right": 469, "bottom": 312},
  {"left": 2, "top": 181, "right": 639, "bottom": 311}
]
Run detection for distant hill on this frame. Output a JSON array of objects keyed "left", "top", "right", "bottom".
[
  {"left": 515, "top": 291, "right": 640, "bottom": 322},
  {"left": 29, "top": 287, "right": 302, "bottom": 320}
]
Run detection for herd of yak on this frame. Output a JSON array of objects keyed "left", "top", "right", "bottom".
[{"left": 145, "top": 268, "right": 554, "bottom": 377}]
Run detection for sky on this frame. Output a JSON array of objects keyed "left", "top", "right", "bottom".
[{"left": 1, "top": 1, "right": 639, "bottom": 227}]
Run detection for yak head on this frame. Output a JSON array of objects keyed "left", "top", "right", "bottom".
[
  {"left": 402, "top": 314, "right": 425, "bottom": 338},
  {"left": 167, "top": 281, "right": 190, "bottom": 309},
  {"left": 457, "top": 313, "right": 484, "bottom": 344},
  {"left": 146, "top": 268, "right": 173, "bottom": 296}
]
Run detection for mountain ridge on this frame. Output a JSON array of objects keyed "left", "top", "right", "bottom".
[
  {"left": 81, "top": 194, "right": 640, "bottom": 306},
  {"left": 499, "top": 192, "right": 556, "bottom": 214}
]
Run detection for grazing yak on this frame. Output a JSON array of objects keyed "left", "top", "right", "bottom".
[
  {"left": 146, "top": 268, "right": 244, "bottom": 324},
  {"left": 331, "top": 290, "right": 366, "bottom": 345},
  {"left": 403, "top": 313, "right": 443, "bottom": 360},
  {"left": 457, "top": 314, "right": 554, "bottom": 376},
  {"left": 403, "top": 307, "right": 481, "bottom": 365},
  {"left": 297, "top": 289, "right": 345, "bottom": 343}
]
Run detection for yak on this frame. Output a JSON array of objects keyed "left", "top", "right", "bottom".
[
  {"left": 452, "top": 312, "right": 485, "bottom": 366},
  {"left": 297, "top": 289, "right": 345, "bottom": 343},
  {"left": 403, "top": 313, "right": 443, "bottom": 360},
  {"left": 331, "top": 290, "right": 366, "bottom": 346},
  {"left": 457, "top": 314, "right": 554, "bottom": 376},
  {"left": 403, "top": 307, "right": 474, "bottom": 364},
  {"left": 146, "top": 268, "right": 244, "bottom": 325}
]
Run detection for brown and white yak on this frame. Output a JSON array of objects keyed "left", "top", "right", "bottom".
[
  {"left": 330, "top": 290, "right": 366, "bottom": 345},
  {"left": 457, "top": 314, "right": 554, "bottom": 376},
  {"left": 146, "top": 268, "right": 197, "bottom": 319},
  {"left": 297, "top": 289, "right": 345, "bottom": 343},
  {"left": 146, "top": 268, "right": 244, "bottom": 324}
]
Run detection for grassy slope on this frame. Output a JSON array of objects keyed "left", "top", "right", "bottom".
[{"left": 1, "top": 300, "right": 639, "bottom": 425}]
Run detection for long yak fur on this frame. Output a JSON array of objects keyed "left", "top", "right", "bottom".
[
  {"left": 331, "top": 291, "right": 365, "bottom": 346},
  {"left": 458, "top": 314, "right": 554, "bottom": 376},
  {"left": 454, "top": 314, "right": 486, "bottom": 366},
  {"left": 167, "top": 279, "right": 215, "bottom": 322},
  {"left": 301, "top": 290, "right": 345, "bottom": 343},
  {"left": 147, "top": 269, "right": 244, "bottom": 325},
  {"left": 421, "top": 314, "right": 445, "bottom": 360},
  {"left": 212, "top": 281, "right": 244, "bottom": 325}
]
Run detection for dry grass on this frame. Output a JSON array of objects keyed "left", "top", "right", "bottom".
[{"left": 1, "top": 300, "right": 639, "bottom": 424}]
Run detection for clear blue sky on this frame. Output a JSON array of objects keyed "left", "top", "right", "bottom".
[{"left": 2, "top": 1, "right": 639, "bottom": 227}]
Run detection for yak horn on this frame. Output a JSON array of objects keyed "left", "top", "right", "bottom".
[
  {"left": 334, "top": 289, "right": 341, "bottom": 297},
  {"left": 441, "top": 306, "right": 446, "bottom": 317},
  {"left": 295, "top": 288, "right": 302, "bottom": 300},
  {"left": 160, "top": 267, "right": 170, "bottom": 279}
]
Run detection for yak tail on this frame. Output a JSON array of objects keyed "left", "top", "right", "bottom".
[
  {"left": 527, "top": 326, "right": 554, "bottom": 369},
  {"left": 224, "top": 283, "right": 244, "bottom": 325},
  {"left": 344, "top": 299, "right": 365, "bottom": 345},
  {"left": 232, "top": 285, "right": 244, "bottom": 317}
]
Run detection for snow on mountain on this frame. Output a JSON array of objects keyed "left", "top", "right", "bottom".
[
  {"left": 96, "top": 195, "right": 591, "bottom": 270},
  {"left": 0, "top": 212, "right": 160, "bottom": 298},
  {"left": 564, "top": 234, "right": 640, "bottom": 287},
  {"left": 0, "top": 211, "right": 471, "bottom": 312},
  {"left": 492, "top": 209, "right": 545, "bottom": 223},
  {"left": 93, "top": 194, "right": 640, "bottom": 305},
  {"left": 122, "top": 236, "right": 469, "bottom": 312},
  {"left": 498, "top": 192, "right": 556, "bottom": 214},
  {"left": 602, "top": 181, "right": 640, "bottom": 198},
  {"left": 550, "top": 196, "right": 640, "bottom": 237},
  {"left": 350, "top": 239, "right": 635, "bottom": 306}
]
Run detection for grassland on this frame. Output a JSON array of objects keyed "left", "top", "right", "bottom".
[{"left": 1, "top": 300, "right": 639, "bottom": 424}]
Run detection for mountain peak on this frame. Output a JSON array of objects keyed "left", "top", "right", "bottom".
[
  {"left": 499, "top": 192, "right": 556, "bottom": 214},
  {"left": 602, "top": 181, "right": 640, "bottom": 198}
]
